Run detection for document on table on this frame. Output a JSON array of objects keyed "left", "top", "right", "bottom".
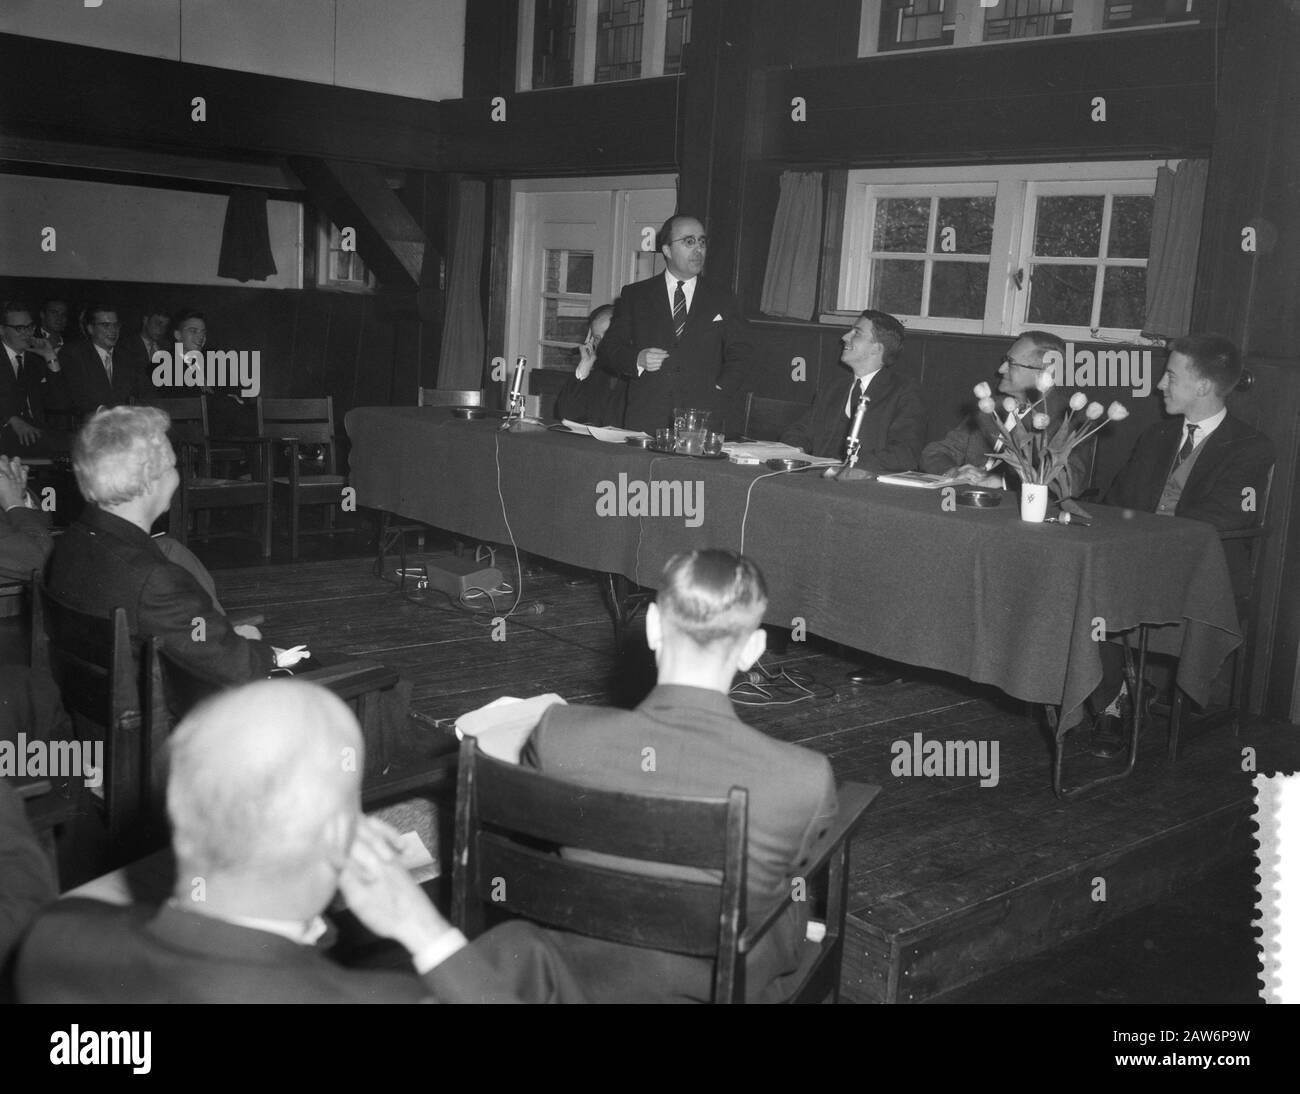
[
  {"left": 560, "top": 420, "right": 651, "bottom": 443},
  {"left": 875, "top": 471, "right": 953, "bottom": 488},
  {"left": 722, "top": 441, "right": 840, "bottom": 467}
]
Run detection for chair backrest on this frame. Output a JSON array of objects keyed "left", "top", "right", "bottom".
[
  {"left": 258, "top": 397, "right": 336, "bottom": 444},
  {"left": 452, "top": 736, "right": 750, "bottom": 1002},
  {"left": 30, "top": 579, "right": 154, "bottom": 854},
  {"left": 149, "top": 396, "right": 210, "bottom": 470},
  {"left": 419, "top": 388, "right": 484, "bottom": 408},
  {"left": 742, "top": 393, "right": 807, "bottom": 442}
]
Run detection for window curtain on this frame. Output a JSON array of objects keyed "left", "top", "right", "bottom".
[
  {"left": 1142, "top": 159, "right": 1208, "bottom": 339},
  {"left": 218, "top": 188, "right": 278, "bottom": 282},
  {"left": 436, "top": 180, "right": 487, "bottom": 391},
  {"left": 760, "top": 171, "right": 824, "bottom": 320}
]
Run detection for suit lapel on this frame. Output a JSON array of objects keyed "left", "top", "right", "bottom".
[{"left": 1182, "top": 415, "right": 1238, "bottom": 499}]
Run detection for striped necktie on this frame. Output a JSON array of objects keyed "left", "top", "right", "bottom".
[
  {"left": 672, "top": 280, "right": 687, "bottom": 340},
  {"left": 1174, "top": 423, "right": 1198, "bottom": 468}
]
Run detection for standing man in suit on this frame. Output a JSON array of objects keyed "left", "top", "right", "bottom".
[
  {"left": 16, "top": 679, "right": 587, "bottom": 1003},
  {"left": 521, "top": 549, "right": 838, "bottom": 1003},
  {"left": 0, "top": 301, "right": 69, "bottom": 457},
  {"left": 780, "top": 309, "right": 927, "bottom": 469},
  {"left": 58, "top": 304, "right": 142, "bottom": 423},
  {"left": 921, "top": 330, "right": 1090, "bottom": 494},
  {"left": 1085, "top": 333, "right": 1274, "bottom": 755},
  {"left": 598, "top": 214, "right": 753, "bottom": 434}
]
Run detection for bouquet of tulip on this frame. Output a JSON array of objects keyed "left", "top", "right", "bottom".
[{"left": 973, "top": 370, "right": 1128, "bottom": 502}]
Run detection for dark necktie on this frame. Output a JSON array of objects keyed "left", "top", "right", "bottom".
[
  {"left": 1174, "top": 422, "right": 1198, "bottom": 468},
  {"left": 672, "top": 280, "right": 687, "bottom": 340}
]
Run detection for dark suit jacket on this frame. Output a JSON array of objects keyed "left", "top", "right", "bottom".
[
  {"left": 47, "top": 505, "right": 275, "bottom": 684},
  {"left": 57, "top": 340, "right": 143, "bottom": 420},
  {"left": 780, "top": 366, "right": 927, "bottom": 469},
  {"left": 598, "top": 275, "right": 753, "bottom": 434},
  {"left": 1104, "top": 412, "right": 1275, "bottom": 596},
  {"left": 113, "top": 333, "right": 160, "bottom": 391},
  {"left": 0, "top": 350, "right": 51, "bottom": 427},
  {"left": 0, "top": 775, "right": 56, "bottom": 978},
  {"left": 521, "top": 684, "right": 838, "bottom": 1003},
  {"left": 0, "top": 505, "right": 53, "bottom": 582},
  {"left": 16, "top": 901, "right": 586, "bottom": 1003},
  {"left": 553, "top": 367, "right": 628, "bottom": 427},
  {"left": 920, "top": 387, "right": 1092, "bottom": 494}
]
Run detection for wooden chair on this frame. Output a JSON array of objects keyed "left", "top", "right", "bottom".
[
  {"left": 257, "top": 397, "right": 350, "bottom": 561},
  {"left": 451, "top": 736, "right": 878, "bottom": 1003},
  {"left": 146, "top": 636, "right": 405, "bottom": 779},
  {"left": 741, "top": 393, "right": 807, "bottom": 442},
  {"left": 152, "top": 396, "right": 273, "bottom": 559},
  {"left": 30, "top": 580, "right": 159, "bottom": 864}
]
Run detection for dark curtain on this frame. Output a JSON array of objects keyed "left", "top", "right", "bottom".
[
  {"left": 1142, "top": 159, "right": 1208, "bottom": 340},
  {"left": 218, "top": 188, "right": 278, "bottom": 282},
  {"left": 436, "top": 180, "right": 487, "bottom": 391}
]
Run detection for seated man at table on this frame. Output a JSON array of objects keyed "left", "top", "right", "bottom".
[
  {"left": 553, "top": 304, "right": 627, "bottom": 426},
  {"left": 521, "top": 549, "right": 838, "bottom": 1003},
  {"left": 1084, "top": 333, "right": 1275, "bottom": 755},
  {"left": 46, "top": 405, "right": 300, "bottom": 682},
  {"left": 780, "top": 309, "right": 926, "bottom": 469},
  {"left": 15, "top": 679, "right": 587, "bottom": 1002},
  {"left": 921, "top": 330, "right": 1090, "bottom": 493}
]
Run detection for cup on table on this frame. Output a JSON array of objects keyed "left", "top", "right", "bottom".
[
  {"left": 655, "top": 427, "right": 676, "bottom": 451},
  {"left": 703, "top": 431, "right": 724, "bottom": 456},
  {"left": 674, "top": 408, "right": 711, "bottom": 455}
]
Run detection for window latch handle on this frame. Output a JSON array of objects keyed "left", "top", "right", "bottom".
[{"left": 1012, "top": 268, "right": 1025, "bottom": 290}]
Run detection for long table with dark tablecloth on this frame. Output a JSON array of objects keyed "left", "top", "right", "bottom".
[{"left": 346, "top": 406, "right": 1242, "bottom": 729}]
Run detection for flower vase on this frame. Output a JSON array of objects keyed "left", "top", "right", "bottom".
[{"left": 1020, "top": 482, "right": 1049, "bottom": 523}]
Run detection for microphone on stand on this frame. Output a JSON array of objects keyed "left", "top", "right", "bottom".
[{"left": 825, "top": 388, "right": 872, "bottom": 482}]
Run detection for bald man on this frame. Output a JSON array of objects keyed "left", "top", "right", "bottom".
[{"left": 15, "top": 680, "right": 587, "bottom": 1003}]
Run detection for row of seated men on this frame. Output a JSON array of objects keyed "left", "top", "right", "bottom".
[
  {"left": 2, "top": 528, "right": 831, "bottom": 1002},
  {"left": 1, "top": 297, "right": 247, "bottom": 458}
]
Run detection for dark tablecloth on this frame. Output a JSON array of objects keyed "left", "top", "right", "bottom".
[{"left": 346, "top": 407, "right": 1242, "bottom": 727}]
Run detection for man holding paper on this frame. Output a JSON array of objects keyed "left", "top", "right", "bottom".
[{"left": 520, "top": 549, "right": 838, "bottom": 1003}]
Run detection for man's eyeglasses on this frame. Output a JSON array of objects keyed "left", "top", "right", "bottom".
[
  {"left": 1001, "top": 354, "right": 1043, "bottom": 370},
  {"left": 668, "top": 235, "right": 708, "bottom": 249},
  {"left": 92, "top": 321, "right": 122, "bottom": 330},
  {"left": 2, "top": 323, "right": 36, "bottom": 333}
]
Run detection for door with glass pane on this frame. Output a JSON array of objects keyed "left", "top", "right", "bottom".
[{"left": 517, "top": 191, "right": 611, "bottom": 379}]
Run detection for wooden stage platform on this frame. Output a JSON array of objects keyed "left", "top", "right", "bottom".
[{"left": 214, "top": 551, "right": 1296, "bottom": 1004}]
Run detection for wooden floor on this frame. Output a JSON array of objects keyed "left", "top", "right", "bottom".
[{"left": 210, "top": 544, "right": 1298, "bottom": 1004}]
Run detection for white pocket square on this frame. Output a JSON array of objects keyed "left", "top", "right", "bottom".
[{"left": 712, "top": 313, "right": 724, "bottom": 322}]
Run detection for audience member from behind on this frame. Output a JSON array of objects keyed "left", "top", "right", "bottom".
[
  {"left": 16, "top": 680, "right": 587, "bottom": 1002},
  {"left": 46, "top": 406, "right": 305, "bottom": 683},
  {"left": 522, "top": 549, "right": 838, "bottom": 1002},
  {"left": 553, "top": 304, "right": 627, "bottom": 426},
  {"left": 58, "top": 304, "right": 142, "bottom": 421},
  {"left": 0, "top": 300, "right": 70, "bottom": 457}
]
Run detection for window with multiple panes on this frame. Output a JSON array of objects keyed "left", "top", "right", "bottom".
[
  {"left": 521, "top": 0, "right": 692, "bottom": 89},
  {"left": 533, "top": 0, "right": 577, "bottom": 89},
  {"left": 838, "top": 163, "right": 1159, "bottom": 338},
  {"left": 318, "top": 222, "right": 374, "bottom": 291},
  {"left": 539, "top": 248, "right": 595, "bottom": 369},
  {"left": 864, "top": 0, "right": 1202, "bottom": 55}
]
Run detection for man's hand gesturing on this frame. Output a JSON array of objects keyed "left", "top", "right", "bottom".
[{"left": 0, "top": 456, "right": 30, "bottom": 510}]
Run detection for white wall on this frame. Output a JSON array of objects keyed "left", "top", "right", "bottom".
[
  {"left": 0, "top": 175, "right": 303, "bottom": 288},
  {"left": 0, "top": 0, "right": 465, "bottom": 101}
]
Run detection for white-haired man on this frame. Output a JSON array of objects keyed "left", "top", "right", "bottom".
[
  {"left": 46, "top": 405, "right": 295, "bottom": 682},
  {"left": 17, "top": 680, "right": 586, "bottom": 1002}
]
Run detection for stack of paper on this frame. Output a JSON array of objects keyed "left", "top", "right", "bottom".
[{"left": 560, "top": 421, "right": 650, "bottom": 443}]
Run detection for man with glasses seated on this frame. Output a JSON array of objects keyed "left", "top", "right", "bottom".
[
  {"left": 920, "top": 330, "right": 1088, "bottom": 491},
  {"left": 0, "top": 300, "right": 71, "bottom": 457},
  {"left": 597, "top": 214, "right": 754, "bottom": 434},
  {"left": 58, "top": 304, "right": 143, "bottom": 423}
]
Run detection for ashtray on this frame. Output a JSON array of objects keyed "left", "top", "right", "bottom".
[
  {"left": 451, "top": 406, "right": 487, "bottom": 420},
  {"left": 956, "top": 488, "right": 1002, "bottom": 508},
  {"left": 624, "top": 436, "right": 652, "bottom": 448},
  {"left": 765, "top": 458, "right": 811, "bottom": 471},
  {"left": 647, "top": 442, "right": 680, "bottom": 455}
]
